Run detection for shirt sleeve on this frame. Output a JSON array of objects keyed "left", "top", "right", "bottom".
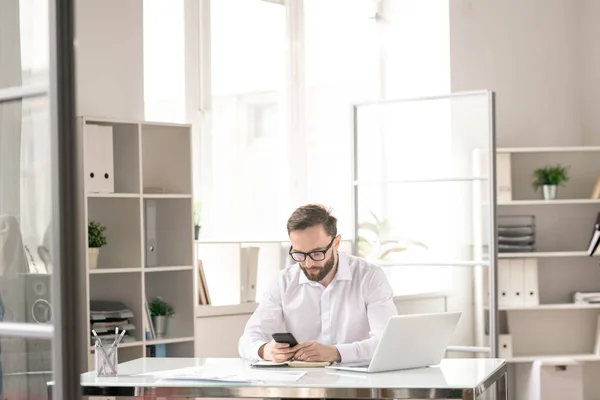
[
  {"left": 335, "top": 267, "right": 397, "bottom": 364},
  {"left": 238, "top": 276, "right": 285, "bottom": 361}
]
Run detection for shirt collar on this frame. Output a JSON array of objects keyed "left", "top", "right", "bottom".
[{"left": 298, "top": 253, "right": 352, "bottom": 285}]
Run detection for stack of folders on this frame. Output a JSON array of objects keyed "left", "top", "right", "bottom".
[
  {"left": 90, "top": 300, "right": 136, "bottom": 345},
  {"left": 572, "top": 292, "right": 600, "bottom": 304},
  {"left": 498, "top": 215, "right": 536, "bottom": 253}
]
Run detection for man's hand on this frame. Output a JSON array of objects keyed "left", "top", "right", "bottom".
[
  {"left": 293, "top": 341, "right": 341, "bottom": 363},
  {"left": 259, "top": 340, "right": 296, "bottom": 363}
]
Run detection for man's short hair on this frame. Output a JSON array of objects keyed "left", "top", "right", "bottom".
[{"left": 287, "top": 204, "right": 337, "bottom": 238}]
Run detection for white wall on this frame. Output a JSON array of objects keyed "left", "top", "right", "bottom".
[
  {"left": 450, "top": 0, "right": 584, "bottom": 148},
  {"left": 75, "top": 0, "right": 144, "bottom": 120},
  {"left": 581, "top": 0, "right": 600, "bottom": 145}
]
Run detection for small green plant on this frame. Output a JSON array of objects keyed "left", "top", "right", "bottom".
[
  {"left": 193, "top": 199, "right": 202, "bottom": 227},
  {"left": 149, "top": 296, "right": 174, "bottom": 316},
  {"left": 358, "top": 211, "right": 428, "bottom": 260},
  {"left": 532, "top": 164, "right": 569, "bottom": 191},
  {"left": 88, "top": 220, "right": 107, "bottom": 248}
]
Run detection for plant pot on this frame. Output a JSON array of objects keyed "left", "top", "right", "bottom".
[
  {"left": 194, "top": 225, "right": 201, "bottom": 240},
  {"left": 88, "top": 247, "right": 100, "bottom": 269},
  {"left": 151, "top": 315, "right": 168, "bottom": 337},
  {"left": 542, "top": 184, "right": 557, "bottom": 200}
]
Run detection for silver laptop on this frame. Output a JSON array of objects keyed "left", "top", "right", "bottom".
[{"left": 327, "top": 311, "right": 461, "bottom": 373}]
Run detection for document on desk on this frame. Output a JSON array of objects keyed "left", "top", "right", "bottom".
[{"left": 140, "top": 366, "right": 306, "bottom": 383}]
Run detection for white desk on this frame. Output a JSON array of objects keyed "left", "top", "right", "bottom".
[{"left": 76, "top": 357, "right": 507, "bottom": 399}]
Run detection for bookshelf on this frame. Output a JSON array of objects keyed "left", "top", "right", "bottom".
[
  {"left": 78, "top": 116, "right": 196, "bottom": 369},
  {"left": 485, "top": 146, "right": 600, "bottom": 398}
]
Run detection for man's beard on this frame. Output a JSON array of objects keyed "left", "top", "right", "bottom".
[{"left": 301, "top": 253, "right": 336, "bottom": 282}]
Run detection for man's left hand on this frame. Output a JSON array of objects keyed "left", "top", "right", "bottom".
[{"left": 293, "top": 341, "right": 341, "bottom": 363}]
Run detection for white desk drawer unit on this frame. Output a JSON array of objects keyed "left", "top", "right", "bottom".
[{"left": 516, "top": 359, "right": 583, "bottom": 400}]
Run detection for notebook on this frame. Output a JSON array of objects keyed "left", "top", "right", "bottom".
[{"left": 251, "top": 360, "right": 331, "bottom": 368}]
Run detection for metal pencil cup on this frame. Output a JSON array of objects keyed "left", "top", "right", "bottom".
[{"left": 95, "top": 344, "right": 118, "bottom": 376}]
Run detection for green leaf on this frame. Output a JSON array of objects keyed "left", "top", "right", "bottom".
[
  {"left": 532, "top": 164, "right": 569, "bottom": 191},
  {"left": 88, "top": 220, "right": 107, "bottom": 248},
  {"left": 149, "top": 296, "right": 175, "bottom": 316}
]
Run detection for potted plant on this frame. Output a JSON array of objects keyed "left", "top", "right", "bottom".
[
  {"left": 193, "top": 199, "right": 202, "bottom": 240},
  {"left": 358, "top": 211, "right": 428, "bottom": 260},
  {"left": 532, "top": 164, "right": 569, "bottom": 200},
  {"left": 88, "top": 220, "right": 107, "bottom": 269},
  {"left": 149, "top": 296, "right": 174, "bottom": 337}
]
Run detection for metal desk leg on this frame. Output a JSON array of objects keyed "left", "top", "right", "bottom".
[{"left": 497, "top": 372, "right": 508, "bottom": 400}]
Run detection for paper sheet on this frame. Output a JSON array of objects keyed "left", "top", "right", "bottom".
[{"left": 139, "top": 366, "right": 306, "bottom": 383}]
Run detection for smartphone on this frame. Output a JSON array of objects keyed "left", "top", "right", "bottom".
[{"left": 272, "top": 332, "right": 298, "bottom": 347}]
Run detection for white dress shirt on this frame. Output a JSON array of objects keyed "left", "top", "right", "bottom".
[{"left": 238, "top": 253, "right": 397, "bottom": 364}]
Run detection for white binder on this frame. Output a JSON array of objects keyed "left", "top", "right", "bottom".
[
  {"left": 240, "top": 246, "right": 259, "bottom": 303},
  {"left": 84, "top": 124, "right": 114, "bottom": 193},
  {"left": 523, "top": 258, "right": 539, "bottom": 307},
  {"left": 498, "top": 259, "right": 511, "bottom": 308},
  {"left": 509, "top": 258, "right": 525, "bottom": 307}
]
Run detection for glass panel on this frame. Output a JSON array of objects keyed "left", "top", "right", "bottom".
[
  {"left": 0, "top": 0, "right": 49, "bottom": 90},
  {"left": 354, "top": 91, "right": 494, "bottom": 357},
  {"left": 0, "top": 0, "right": 54, "bottom": 398}
]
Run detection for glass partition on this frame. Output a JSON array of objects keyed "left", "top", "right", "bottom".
[{"left": 352, "top": 91, "right": 498, "bottom": 357}]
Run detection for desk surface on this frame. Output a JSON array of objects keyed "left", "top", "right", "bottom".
[{"left": 80, "top": 357, "right": 506, "bottom": 399}]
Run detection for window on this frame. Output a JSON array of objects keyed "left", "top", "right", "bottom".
[{"left": 196, "top": 0, "right": 452, "bottom": 297}]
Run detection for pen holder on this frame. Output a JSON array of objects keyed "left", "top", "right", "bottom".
[{"left": 95, "top": 344, "right": 118, "bottom": 377}]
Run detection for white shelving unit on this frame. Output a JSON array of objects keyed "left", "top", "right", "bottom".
[
  {"left": 78, "top": 116, "right": 196, "bottom": 368},
  {"left": 491, "top": 146, "right": 600, "bottom": 397}
]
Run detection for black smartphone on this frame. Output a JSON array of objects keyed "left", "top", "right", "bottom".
[{"left": 272, "top": 332, "right": 298, "bottom": 347}]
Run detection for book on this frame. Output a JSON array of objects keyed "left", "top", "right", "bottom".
[
  {"left": 588, "top": 213, "right": 600, "bottom": 256},
  {"left": 251, "top": 360, "right": 331, "bottom": 368}
]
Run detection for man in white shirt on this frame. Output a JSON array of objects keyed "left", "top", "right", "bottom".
[{"left": 238, "top": 204, "right": 397, "bottom": 364}]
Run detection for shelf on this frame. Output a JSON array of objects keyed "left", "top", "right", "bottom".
[
  {"left": 89, "top": 267, "right": 142, "bottom": 274},
  {"left": 498, "top": 251, "right": 588, "bottom": 258},
  {"left": 82, "top": 118, "right": 141, "bottom": 194},
  {"left": 375, "top": 260, "right": 490, "bottom": 267},
  {"left": 497, "top": 146, "right": 600, "bottom": 153},
  {"left": 87, "top": 197, "right": 142, "bottom": 270},
  {"left": 499, "top": 303, "right": 600, "bottom": 311},
  {"left": 145, "top": 336, "right": 195, "bottom": 345},
  {"left": 87, "top": 193, "right": 140, "bottom": 198},
  {"left": 143, "top": 194, "right": 192, "bottom": 199},
  {"left": 145, "top": 265, "right": 193, "bottom": 272},
  {"left": 143, "top": 198, "right": 194, "bottom": 268},
  {"left": 195, "top": 302, "right": 259, "bottom": 318},
  {"left": 499, "top": 199, "right": 600, "bottom": 206},
  {"left": 353, "top": 176, "right": 488, "bottom": 185},
  {"left": 88, "top": 340, "right": 143, "bottom": 351},
  {"left": 507, "top": 354, "right": 600, "bottom": 363},
  {"left": 142, "top": 124, "right": 192, "bottom": 195}
]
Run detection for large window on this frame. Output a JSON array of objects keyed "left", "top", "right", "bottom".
[{"left": 147, "top": 0, "right": 453, "bottom": 297}]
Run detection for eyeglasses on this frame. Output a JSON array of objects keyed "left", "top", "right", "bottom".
[{"left": 289, "top": 237, "right": 336, "bottom": 262}]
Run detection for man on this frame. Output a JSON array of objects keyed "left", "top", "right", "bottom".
[{"left": 238, "top": 204, "right": 397, "bottom": 364}]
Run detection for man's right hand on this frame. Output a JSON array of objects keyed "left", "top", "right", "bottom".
[{"left": 259, "top": 340, "right": 296, "bottom": 363}]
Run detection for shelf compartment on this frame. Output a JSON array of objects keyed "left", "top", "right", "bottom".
[
  {"left": 90, "top": 272, "right": 144, "bottom": 342},
  {"left": 143, "top": 198, "right": 194, "bottom": 268},
  {"left": 82, "top": 119, "right": 140, "bottom": 194},
  {"left": 87, "top": 197, "right": 142, "bottom": 270},
  {"left": 145, "top": 269, "right": 195, "bottom": 339},
  {"left": 506, "top": 150, "right": 600, "bottom": 200},
  {"left": 146, "top": 341, "right": 195, "bottom": 358},
  {"left": 141, "top": 123, "right": 192, "bottom": 195}
]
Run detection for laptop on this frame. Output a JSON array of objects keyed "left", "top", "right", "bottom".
[{"left": 327, "top": 311, "right": 461, "bottom": 373}]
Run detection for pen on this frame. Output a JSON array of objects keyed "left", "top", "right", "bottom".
[{"left": 92, "top": 330, "right": 117, "bottom": 374}]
